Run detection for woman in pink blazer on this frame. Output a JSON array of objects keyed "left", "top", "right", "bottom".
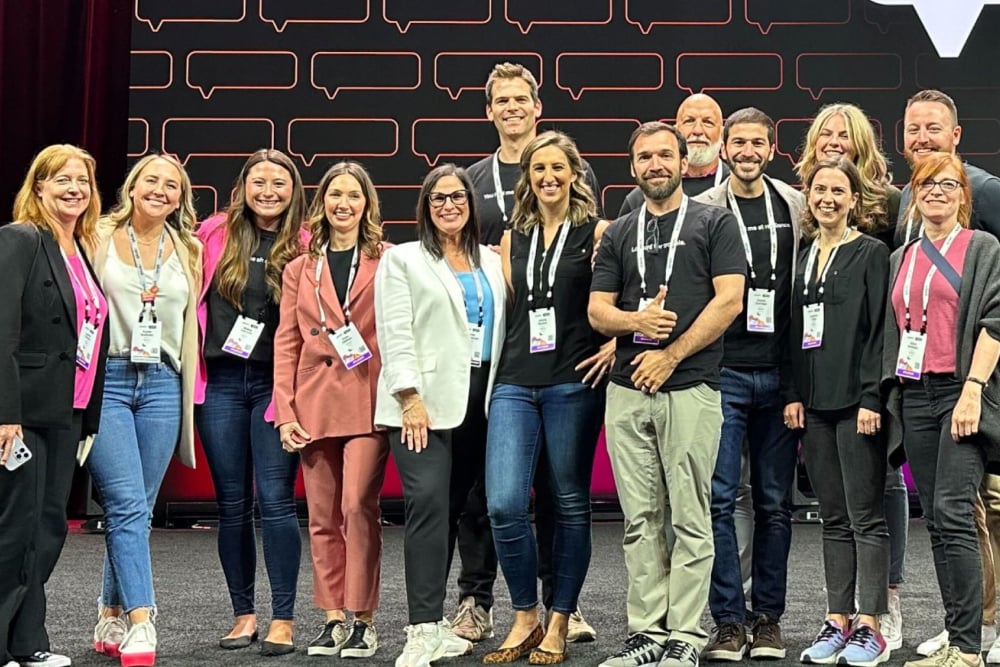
[{"left": 273, "top": 161, "right": 389, "bottom": 659}]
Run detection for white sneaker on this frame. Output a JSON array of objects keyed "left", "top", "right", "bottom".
[
  {"left": 14, "top": 652, "right": 71, "bottom": 667},
  {"left": 917, "top": 630, "right": 949, "bottom": 657},
  {"left": 567, "top": 607, "right": 597, "bottom": 643},
  {"left": 879, "top": 588, "right": 903, "bottom": 651},
  {"left": 93, "top": 609, "right": 128, "bottom": 657},
  {"left": 987, "top": 636, "right": 1000, "bottom": 664},
  {"left": 395, "top": 621, "right": 472, "bottom": 667},
  {"left": 986, "top": 626, "right": 999, "bottom": 652},
  {"left": 119, "top": 620, "right": 157, "bottom": 667},
  {"left": 434, "top": 620, "right": 473, "bottom": 658}
]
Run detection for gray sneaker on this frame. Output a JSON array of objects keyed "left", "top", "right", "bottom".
[
  {"left": 449, "top": 596, "right": 493, "bottom": 641},
  {"left": 659, "top": 639, "right": 700, "bottom": 667},
  {"left": 601, "top": 634, "right": 666, "bottom": 667},
  {"left": 567, "top": 607, "right": 597, "bottom": 643}
]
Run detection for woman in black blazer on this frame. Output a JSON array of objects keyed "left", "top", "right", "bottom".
[{"left": 0, "top": 145, "right": 110, "bottom": 667}]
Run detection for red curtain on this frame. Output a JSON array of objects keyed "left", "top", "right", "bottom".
[{"left": 0, "top": 0, "right": 131, "bottom": 220}]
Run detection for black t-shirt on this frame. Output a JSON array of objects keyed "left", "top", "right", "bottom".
[
  {"left": 591, "top": 200, "right": 746, "bottom": 391},
  {"left": 326, "top": 246, "right": 355, "bottom": 308},
  {"left": 496, "top": 217, "right": 604, "bottom": 386},
  {"left": 618, "top": 164, "right": 732, "bottom": 218},
  {"left": 467, "top": 153, "right": 603, "bottom": 246},
  {"left": 721, "top": 190, "right": 794, "bottom": 368},
  {"left": 205, "top": 229, "right": 279, "bottom": 362}
]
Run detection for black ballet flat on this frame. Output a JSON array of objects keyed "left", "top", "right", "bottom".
[{"left": 219, "top": 630, "right": 258, "bottom": 649}]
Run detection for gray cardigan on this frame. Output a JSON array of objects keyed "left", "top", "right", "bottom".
[{"left": 880, "top": 230, "right": 1000, "bottom": 467}]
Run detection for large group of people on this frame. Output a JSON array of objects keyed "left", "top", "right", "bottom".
[{"left": 1, "top": 62, "right": 1000, "bottom": 667}]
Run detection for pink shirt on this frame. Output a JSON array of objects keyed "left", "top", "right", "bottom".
[
  {"left": 891, "top": 228, "right": 971, "bottom": 374},
  {"left": 66, "top": 253, "right": 108, "bottom": 409}
]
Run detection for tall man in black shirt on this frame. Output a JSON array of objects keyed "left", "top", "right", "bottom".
[
  {"left": 590, "top": 122, "right": 745, "bottom": 667},
  {"left": 618, "top": 94, "right": 731, "bottom": 217},
  {"left": 693, "top": 108, "right": 804, "bottom": 661}
]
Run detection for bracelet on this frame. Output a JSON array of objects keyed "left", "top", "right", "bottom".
[{"left": 966, "top": 375, "right": 988, "bottom": 388}]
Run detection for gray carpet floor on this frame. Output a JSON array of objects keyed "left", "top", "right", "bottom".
[{"left": 45, "top": 521, "right": 954, "bottom": 666}]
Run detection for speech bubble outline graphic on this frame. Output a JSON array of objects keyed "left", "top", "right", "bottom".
[
  {"left": 185, "top": 51, "right": 298, "bottom": 99},
  {"left": 259, "top": 0, "right": 370, "bottom": 32},
  {"left": 868, "top": 0, "right": 1000, "bottom": 57},
  {"left": 310, "top": 51, "right": 421, "bottom": 100},
  {"left": 745, "top": 0, "right": 851, "bottom": 35},
  {"left": 135, "top": 0, "right": 247, "bottom": 32},
  {"left": 376, "top": 184, "right": 423, "bottom": 225},
  {"left": 130, "top": 51, "right": 174, "bottom": 90},
  {"left": 624, "top": 0, "right": 732, "bottom": 35},
  {"left": 383, "top": 0, "right": 492, "bottom": 34},
  {"left": 191, "top": 185, "right": 219, "bottom": 216},
  {"left": 504, "top": 0, "right": 613, "bottom": 34},
  {"left": 795, "top": 52, "right": 902, "bottom": 100},
  {"left": 555, "top": 52, "right": 664, "bottom": 101},
  {"left": 128, "top": 118, "right": 150, "bottom": 157},
  {"left": 433, "top": 52, "right": 544, "bottom": 100},
  {"left": 411, "top": 118, "right": 496, "bottom": 166},
  {"left": 161, "top": 117, "right": 276, "bottom": 166},
  {"left": 287, "top": 118, "right": 400, "bottom": 167},
  {"left": 675, "top": 52, "right": 784, "bottom": 95},
  {"left": 534, "top": 118, "right": 643, "bottom": 157}
]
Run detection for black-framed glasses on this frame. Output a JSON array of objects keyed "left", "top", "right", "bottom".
[
  {"left": 428, "top": 189, "right": 469, "bottom": 207},
  {"left": 918, "top": 178, "right": 961, "bottom": 193}
]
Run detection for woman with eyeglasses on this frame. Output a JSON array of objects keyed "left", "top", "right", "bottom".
[
  {"left": 373, "top": 164, "right": 506, "bottom": 667},
  {"left": 881, "top": 153, "right": 1000, "bottom": 667}
]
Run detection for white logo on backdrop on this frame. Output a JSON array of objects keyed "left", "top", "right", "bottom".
[{"left": 870, "top": 0, "right": 999, "bottom": 57}]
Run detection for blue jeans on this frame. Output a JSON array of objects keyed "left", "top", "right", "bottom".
[
  {"left": 709, "top": 367, "right": 796, "bottom": 623},
  {"left": 87, "top": 359, "right": 181, "bottom": 611},
  {"left": 485, "top": 382, "right": 604, "bottom": 614},
  {"left": 195, "top": 359, "right": 301, "bottom": 620}
]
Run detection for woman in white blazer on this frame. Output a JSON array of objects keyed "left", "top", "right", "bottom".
[{"left": 374, "top": 164, "right": 506, "bottom": 667}]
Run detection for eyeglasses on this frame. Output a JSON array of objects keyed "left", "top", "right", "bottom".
[
  {"left": 918, "top": 178, "right": 961, "bottom": 193},
  {"left": 428, "top": 189, "right": 469, "bottom": 207}
]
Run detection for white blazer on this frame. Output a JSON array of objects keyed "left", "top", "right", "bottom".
[{"left": 374, "top": 242, "right": 506, "bottom": 430}]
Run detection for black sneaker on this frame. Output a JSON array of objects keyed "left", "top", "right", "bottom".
[
  {"left": 704, "top": 623, "right": 748, "bottom": 662},
  {"left": 659, "top": 639, "right": 700, "bottom": 667},
  {"left": 307, "top": 619, "right": 349, "bottom": 657},
  {"left": 600, "top": 634, "right": 666, "bottom": 667},
  {"left": 340, "top": 620, "right": 378, "bottom": 659}
]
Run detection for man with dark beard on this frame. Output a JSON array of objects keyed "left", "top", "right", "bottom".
[
  {"left": 693, "top": 108, "right": 804, "bottom": 662},
  {"left": 590, "top": 122, "right": 746, "bottom": 667}
]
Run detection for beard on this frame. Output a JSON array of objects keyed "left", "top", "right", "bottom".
[
  {"left": 638, "top": 170, "right": 683, "bottom": 201},
  {"left": 728, "top": 155, "right": 770, "bottom": 186},
  {"left": 687, "top": 138, "right": 722, "bottom": 168}
]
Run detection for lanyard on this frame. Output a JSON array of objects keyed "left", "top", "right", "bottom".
[
  {"left": 902, "top": 223, "right": 961, "bottom": 333},
  {"left": 802, "top": 226, "right": 851, "bottom": 300},
  {"left": 727, "top": 181, "right": 777, "bottom": 286},
  {"left": 526, "top": 219, "right": 571, "bottom": 304},
  {"left": 315, "top": 244, "right": 359, "bottom": 328},
  {"left": 904, "top": 215, "right": 924, "bottom": 244},
  {"left": 125, "top": 223, "right": 167, "bottom": 311},
  {"left": 449, "top": 262, "right": 485, "bottom": 326},
  {"left": 636, "top": 196, "right": 689, "bottom": 296},
  {"left": 714, "top": 167, "right": 724, "bottom": 187},
  {"left": 491, "top": 150, "right": 510, "bottom": 224},
  {"left": 60, "top": 244, "right": 101, "bottom": 325}
]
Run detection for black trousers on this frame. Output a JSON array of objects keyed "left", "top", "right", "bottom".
[
  {"left": 0, "top": 411, "right": 81, "bottom": 662},
  {"left": 391, "top": 365, "right": 490, "bottom": 624}
]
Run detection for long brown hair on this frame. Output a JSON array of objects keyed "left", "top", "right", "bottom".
[
  {"left": 800, "top": 158, "right": 873, "bottom": 239},
  {"left": 510, "top": 131, "right": 596, "bottom": 234},
  {"left": 215, "top": 149, "right": 307, "bottom": 308},
  {"left": 415, "top": 164, "right": 482, "bottom": 267},
  {"left": 12, "top": 144, "right": 101, "bottom": 246},
  {"left": 307, "top": 161, "right": 384, "bottom": 259}
]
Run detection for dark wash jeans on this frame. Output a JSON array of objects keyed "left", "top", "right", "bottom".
[{"left": 710, "top": 367, "right": 797, "bottom": 623}]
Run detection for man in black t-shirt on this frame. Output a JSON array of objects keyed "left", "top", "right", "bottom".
[
  {"left": 591, "top": 122, "right": 745, "bottom": 667},
  {"left": 693, "top": 108, "right": 804, "bottom": 662}
]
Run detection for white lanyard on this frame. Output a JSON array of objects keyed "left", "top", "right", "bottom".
[
  {"left": 491, "top": 151, "right": 509, "bottom": 224},
  {"left": 802, "top": 226, "right": 851, "bottom": 300},
  {"left": 636, "top": 197, "right": 689, "bottom": 296},
  {"left": 714, "top": 167, "right": 724, "bottom": 187},
  {"left": 60, "top": 244, "right": 101, "bottom": 325},
  {"left": 450, "top": 261, "right": 485, "bottom": 326},
  {"left": 125, "top": 223, "right": 167, "bottom": 313},
  {"left": 904, "top": 215, "right": 925, "bottom": 244},
  {"left": 526, "top": 219, "right": 571, "bottom": 303},
  {"left": 901, "top": 224, "right": 961, "bottom": 333},
  {"left": 315, "top": 244, "right": 359, "bottom": 328},
  {"left": 726, "top": 181, "right": 777, "bottom": 285}
]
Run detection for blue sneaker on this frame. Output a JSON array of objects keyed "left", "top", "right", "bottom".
[
  {"left": 801, "top": 620, "right": 849, "bottom": 664},
  {"left": 838, "top": 624, "right": 889, "bottom": 667}
]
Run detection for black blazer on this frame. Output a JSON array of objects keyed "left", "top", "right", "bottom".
[{"left": 0, "top": 223, "right": 108, "bottom": 436}]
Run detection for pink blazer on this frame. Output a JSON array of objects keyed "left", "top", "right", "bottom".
[
  {"left": 272, "top": 248, "right": 385, "bottom": 439},
  {"left": 194, "top": 213, "right": 310, "bottom": 422}
]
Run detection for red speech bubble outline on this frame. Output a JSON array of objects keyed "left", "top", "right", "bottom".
[
  {"left": 383, "top": 0, "right": 492, "bottom": 34},
  {"left": 185, "top": 50, "right": 298, "bottom": 99},
  {"left": 534, "top": 118, "right": 643, "bottom": 157},
  {"left": 135, "top": 0, "right": 247, "bottom": 33},
  {"left": 601, "top": 184, "right": 641, "bottom": 220},
  {"left": 504, "top": 0, "right": 613, "bottom": 34},
  {"left": 287, "top": 118, "right": 400, "bottom": 167},
  {"left": 411, "top": 118, "right": 495, "bottom": 166},
  {"left": 433, "top": 51, "right": 544, "bottom": 101},
  {"left": 161, "top": 117, "right": 276, "bottom": 166},
  {"left": 625, "top": 0, "right": 732, "bottom": 35},
  {"left": 191, "top": 185, "right": 219, "bottom": 216},
  {"left": 745, "top": 0, "right": 851, "bottom": 35},
  {"left": 555, "top": 52, "right": 664, "bottom": 101},
  {"left": 675, "top": 52, "right": 784, "bottom": 95},
  {"left": 130, "top": 51, "right": 173, "bottom": 90},
  {"left": 795, "top": 52, "right": 902, "bottom": 101},
  {"left": 128, "top": 118, "right": 150, "bottom": 157},
  {"left": 258, "top": 0, "right": 370, "bottom": 32},
  {"left": 310, "top": 51, "right": 421, "bottom": 100}
]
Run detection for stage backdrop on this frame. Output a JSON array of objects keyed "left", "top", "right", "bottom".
[{"left": 128, "top": 0, "right": 1000, "bottom": 507}]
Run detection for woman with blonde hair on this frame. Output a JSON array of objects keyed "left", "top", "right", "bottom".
[
  {"left": 195, "top": 148, "right": 309, "bottom": 655},
  {"left": 0, "top": 144, "right": 109, "bottom": 667},
  {"left": 84, "top": 153, "right": 202, "bottom": 666}
]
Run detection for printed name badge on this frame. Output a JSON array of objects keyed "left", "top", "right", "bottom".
[
  {"left": 633, "top": 298, "right": 659, "bottom": 345},
  {"left": 329, "top": 323, "right": 373, "bottom": 370},
  {"left": 801, "top": 304, "right": 824, "bottom": 349},
  {"left": 222, "top": 315, "right": 265, "bottom": 359},
  {"left": 468, "top": 323, "right": 485, "bottom": 368},
  {"left": 76, "top": 321, "right": 99, "bottom": 370},
  {"left": 529, "top": 308, "right": 556, "bottom": 353},
  {"left": 896, "top": 330, "right": 928, "bottom": 380},
  {"left": 131, "top": 321, "right": 162, "bottom": 364},
  {"left": 747, "top": 288, "right": 776, "bottom": 333}
]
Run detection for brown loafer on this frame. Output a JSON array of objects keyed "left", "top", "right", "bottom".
[{"left": 483, "top": 625, "right": 544, "bottom": 664}]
